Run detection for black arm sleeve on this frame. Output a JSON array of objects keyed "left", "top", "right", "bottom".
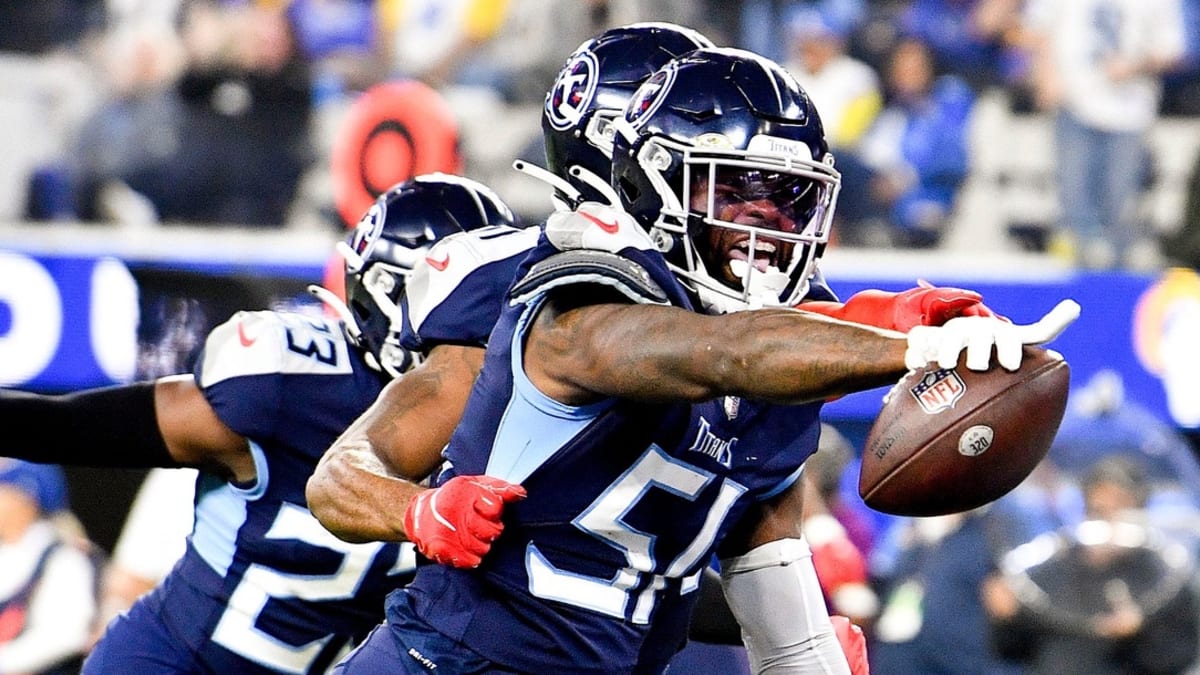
[{"left": 0, "top": 383, "right": 178, "bottom": 468}]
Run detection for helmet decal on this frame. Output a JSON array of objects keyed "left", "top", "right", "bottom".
[
  {"left": 347, "top": 201, "right": 386, "bottom": 273},
  {"left": 626, "top": 62, "right": 677, "bottom": 130},
  {"left": 315, "top": 173, "right": 519, "bottom": 379},
  {"left": 746, "top": 135, "right": 814, "bottom": 162},
  {"left": 546, "top": 50, "right": 600, "bottom": 131}
]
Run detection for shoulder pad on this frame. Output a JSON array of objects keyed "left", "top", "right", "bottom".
[
  {"left": 509, "top": 248, "right": 669, "bottom": 306},
  {"left": 543, "top": 202, "right": 659, "bottom": 254},
  {"left": 406, "top": 226, "right": 538, "bottom": 334},
  {"left": 198, "top": 310, "right": 351, "bottom": 387}
]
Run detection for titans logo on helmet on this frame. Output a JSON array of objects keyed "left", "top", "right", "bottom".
[
  {"left": 625, "top": 62, "right": 676, "bottom": 130},
  {"left": 545, "top": 50, "right": 599, "bottom": 131},
  {"left": 347, "top": 201, "right": 387, "bottom": 273}
]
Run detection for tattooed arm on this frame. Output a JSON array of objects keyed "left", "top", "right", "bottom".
[
  {"left": 306, "top": 344, "right": 484, "bottom": 543},
  {"left": 524, "top": 289, "right": 912, "bottom": 407}
]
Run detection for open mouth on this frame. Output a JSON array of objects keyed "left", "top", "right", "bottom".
[{"left": 728, "top": 239, "right": 777, "bottom": 273}]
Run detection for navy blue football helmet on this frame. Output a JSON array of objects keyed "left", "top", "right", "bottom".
[
  {"left": 312, "top": 173, "right": 517, "bottom": 377},
  {"left": 611, "top": 47, "right": 841, "bottom": 313},
  {"left": 537, "top": 22, "right": 713, "bottom": 209}
]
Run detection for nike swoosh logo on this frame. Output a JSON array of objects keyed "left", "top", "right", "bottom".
[
  {"left": 237, "top": 321, "right": 257, "bottom": 347},
  {"left": 425, "top": 254, "right": 450, "bottom": 271},
  {"left": 579, "top": 210, "right": 619, "bottom": 234}
]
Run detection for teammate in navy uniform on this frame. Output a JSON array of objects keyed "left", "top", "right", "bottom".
[
  {"left": 0, "top": 174, "right": 519, "bottom": 674},
  {"left": 318, "top": 47, "right": 1081, "bottom": 674}
]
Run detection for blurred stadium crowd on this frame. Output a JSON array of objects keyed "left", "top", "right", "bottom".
[
  {"left": 2, "top": 0, "right": 1200, "bottom": 266},
  {"left": 3, "top": 1, "right": 1200, "bottom": 674}
]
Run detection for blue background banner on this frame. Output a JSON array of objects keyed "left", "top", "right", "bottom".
[{"left": 5, "top": 248, "right": 1197, "bottom": 432}]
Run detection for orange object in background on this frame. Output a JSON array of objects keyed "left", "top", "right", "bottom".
[
  {"left": 331, "top": 78, "right": 463, "bottom": 231},
  {"left": 325, "top": 79, "right": 463, "bottom": 302}
]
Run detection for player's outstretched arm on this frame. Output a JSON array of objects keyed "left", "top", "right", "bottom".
[
  {"left": 307, "top": 344, "right": 499, "bottom": 545},
  {"left": 525, "top": 297, "right": 909, "bottom": 407},
  {"left": 0, "top": 375, "right": 252, "bottom": 481},
  {"left": 525, "top": 295, "right": 1081, "bottom": 406}
]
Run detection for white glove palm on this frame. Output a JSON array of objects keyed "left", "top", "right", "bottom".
[{"left": 905, "top": 299, "right": 1081, "bottom": 371}]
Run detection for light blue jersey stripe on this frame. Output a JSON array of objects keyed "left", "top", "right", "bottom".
[
  {"left": 486, "top": 298, "right": 614, "bottom": 484},
  {"left": 192, "top": 442, "right": 269, "bottom": 575}
]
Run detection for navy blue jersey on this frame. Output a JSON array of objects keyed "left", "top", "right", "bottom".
[
  {"left": 89, "top": 311, "right": 410, "bottom": 675},
  {"left": 399, "top": 232, "right": 828, "bottom": 674}
]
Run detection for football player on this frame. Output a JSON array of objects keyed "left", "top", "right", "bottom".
[
  {"left": 0, "top": 174, "right": 519, "bottom": 674},
  {"left": 316, "top": 47, "right": 1080, "bottom": 674}
]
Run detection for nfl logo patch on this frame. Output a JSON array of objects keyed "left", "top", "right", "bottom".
[{"left": 909, "top": 369, "right": 966, "bottom": 414}]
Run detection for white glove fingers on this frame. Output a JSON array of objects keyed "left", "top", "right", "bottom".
[
  {"left": 1012, "top": 299, "right": 1081, "bottom": 345},
  {"left": 936, "top": 332, "right": 969, "bottom": 370},
  {"left": 963, "top": 328, "right": 994, "bottom": 371},
  {"left": 989, "top": 320, "right": 1020, "bottom": 370}
]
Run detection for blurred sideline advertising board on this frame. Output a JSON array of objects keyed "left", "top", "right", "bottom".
[
  {"left": 0, "top": 255, "right": 323, "bottom": 392},
  {"left": 2, "top": 230, "right": 1198, "bottom": 432},
  {"left": 0, "top": 229, "right": 329, "bottom": 392}
]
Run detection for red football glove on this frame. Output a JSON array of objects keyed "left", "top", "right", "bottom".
[
  {"left": 831, "top": 615, "right": 870, "bottom": 675},
  {"left": 801, "top": 279, "right": 1002, "bottom": 332},
  {"left": 403, "top": 475, "right": 527, "bottom": 568}
]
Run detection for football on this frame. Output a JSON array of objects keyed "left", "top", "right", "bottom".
[{"left": 859, "top": 346, "right": 1070, "bottom": 517}]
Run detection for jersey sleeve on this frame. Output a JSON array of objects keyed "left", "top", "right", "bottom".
[
  {"left": 194, "top": 311, "right": 352, "bottom": 439},
  {"left": 400, "top": 226, "right": 539, "bottom": 352}
]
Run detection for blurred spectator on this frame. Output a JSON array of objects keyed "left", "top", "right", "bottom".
[
  {"left": 0, "top": 459, "right": 99, "bottom": 675},
  {"left": 783, "top": 5, "right": 882, "bottom": 151},
  {"left": 30, "top": 0, "right": 315, "bottom": 227},
  {"left": 983, "top": 456, "right": 1200, "bottom": 675},
  {"left": 379, "top": 0, "right": 512, "bottom": 90},
  {"left": 1160, "top": 0, "right": 1200, "bottom": 116},
  {"left": 287, "top": 0, "right": 389, "bottom": 94},
  {"left": 835, "top": 37, "right": 975, "bottom": 248},
  {"left": 737, "top": 0, "right": 866, "bottom": 63},
  {"left": 0, "top": 0, "right": 104, "bottom": 55},
  {"left": 0, "top": 1, "right": 104, "bottom": 222},
  {"left": 899, "top": 0, "right": 1029, "bottom": 94},
  {"left": 803, "top": 424, "right": 880, "bottom": 630},
  {"left": 28, "top": 12, "right": 187, "bottom": 223},
  {"left": 127, "top": 1, "right": 314, "bottom": 226},
  {"left": 1022, "top": 0, "right": 1187, "bottom": 270},
  {"left": 92, "top": 468, "right": 196, "bottom": 645},
  {"left": 869, "top": 504, "right": 1034, "bottom": 675},
  {"left": 1165, "top": 146, "right": 1200, "bottom": 268},
  {"left": 448, "top": 0, "right": 610, "bottom": 104},
  {"left": 1048, "top": 369, "right": 1200, "bottom": 554}
]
